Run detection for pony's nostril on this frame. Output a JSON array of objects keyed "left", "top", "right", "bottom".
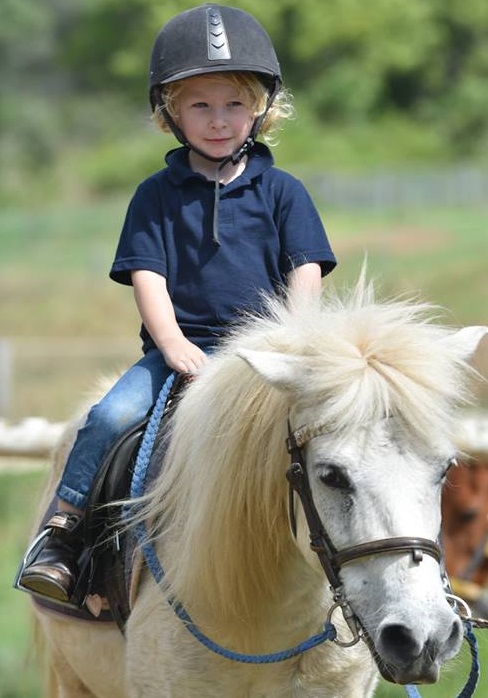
[
  {"left": 447, "top": 616, "right": 463, "bottom": 648},
  {"left": 379, "top": 624, "right": 421, "bottom": 666}
]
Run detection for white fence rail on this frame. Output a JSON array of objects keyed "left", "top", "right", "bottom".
[{"left": 0, "top": 418, "right": 65, "bottom": 458}]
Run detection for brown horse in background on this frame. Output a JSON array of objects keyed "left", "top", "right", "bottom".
[{"left": 442, "top": 448, "right": 488, "bottom": 618}]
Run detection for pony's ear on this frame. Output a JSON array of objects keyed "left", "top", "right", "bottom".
[
  {"left": 441, "top": 326, "right": 487, "bottom": 360},
  {"left": 237, "top": 348, "right": 309, "bottom": 392}
]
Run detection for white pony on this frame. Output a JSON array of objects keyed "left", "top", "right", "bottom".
[{"left": 31, "top": 275, "right": 486, "bottom": 698}]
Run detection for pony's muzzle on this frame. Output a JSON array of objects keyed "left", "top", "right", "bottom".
[{"left": 375, "top": 614, "right": 463, "bottom": 684}]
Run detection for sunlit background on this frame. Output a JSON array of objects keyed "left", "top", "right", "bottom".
[{"left": 1, "top": 1, "right": 487, "bottom": 695}]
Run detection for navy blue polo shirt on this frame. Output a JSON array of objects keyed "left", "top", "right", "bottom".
[{"left": 110, "top": 143, "right": 336, "bottom": 352}]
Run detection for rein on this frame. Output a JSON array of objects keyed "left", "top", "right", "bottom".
[
  {"left": 129, "top": 373, "right": 339, "bottom": 663},
  {"left": 129, "top": 374, "right": 480, "bottom": 696}
]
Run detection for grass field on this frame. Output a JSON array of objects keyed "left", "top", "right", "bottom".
[
  {"left": 2, "top": 198, "right": 487, "bottom": 334},
  {"left": 0, "top": 196, "right": 487, "bottom": 421}
]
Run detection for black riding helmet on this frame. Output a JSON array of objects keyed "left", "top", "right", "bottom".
[{"left": 149, "top": 4, "right": 282, "bottom": 163}]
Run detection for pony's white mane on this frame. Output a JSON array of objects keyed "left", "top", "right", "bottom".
[{"left": 140, "top": 275, "right": 474, "bottom": 640}]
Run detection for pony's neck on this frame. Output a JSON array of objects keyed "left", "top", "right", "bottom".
[{"left": 159, "top": 532, "right": 328, "bottom": 652}]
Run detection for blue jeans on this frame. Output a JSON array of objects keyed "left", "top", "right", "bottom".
[{"left": 56, "top": 348, "right": 175, "bottom": 509}]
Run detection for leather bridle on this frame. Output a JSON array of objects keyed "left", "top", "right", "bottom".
[{"left": 286, "top": 421, "right": 443, "bottom": 648}]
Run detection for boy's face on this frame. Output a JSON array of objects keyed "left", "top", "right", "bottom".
[{"left": 175, "top": 75, "right": 254, "bottom": 160}]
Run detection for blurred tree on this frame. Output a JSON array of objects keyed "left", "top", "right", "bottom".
[
  {"left": 1, "top": 0, "right": 487, "bottom": 199},
  {"left": 46, "top": 0, "right": 488, "bottom": 133},
  {"left": 0, "top": 0, "right": 66, "bottom": 169}
]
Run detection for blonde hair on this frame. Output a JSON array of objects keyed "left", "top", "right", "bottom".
[{"left": 152, "top": 71, "right": 294, "bottom": 145}]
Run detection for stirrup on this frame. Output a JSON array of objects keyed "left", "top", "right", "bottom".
[
  {"left": 14, "top": 512, "right": 83, "bottom": 607},
  {"left": 14, "top": 527, "right": 53, "bottom": 590}
]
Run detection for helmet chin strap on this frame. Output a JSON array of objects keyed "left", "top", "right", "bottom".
[
  {"left": 183, "top": 134, "right": 256, "bottom": 245},
  {"left": 160, "top": 82, "right": 278, "bottom": 245},
  {"left": 161, "top": 108, "right": 258, "bottom": 245}
]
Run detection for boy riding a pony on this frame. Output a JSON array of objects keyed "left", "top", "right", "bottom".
[{"left": 18, "top": 4, "right": 336, "bottom": 605}]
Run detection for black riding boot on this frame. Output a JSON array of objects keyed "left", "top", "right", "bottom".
[{"left": 19, "top": 511, "right": 84, "bottom": 603}]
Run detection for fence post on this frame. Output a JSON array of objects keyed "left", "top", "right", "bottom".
[{"left": 0, "top": 339, "right": 12, "bottom": 417}]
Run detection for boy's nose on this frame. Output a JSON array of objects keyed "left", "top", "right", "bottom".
[{"left": 210, "top": 108, "right": 226, "bottom": 127}]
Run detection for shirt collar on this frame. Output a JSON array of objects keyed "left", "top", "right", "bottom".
[{"left": 165, "top": 142, "right": 274, "bottom": 187}]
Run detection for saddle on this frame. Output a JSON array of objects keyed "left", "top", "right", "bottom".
[{"left": 31, "top": 373, "right": 191, "bottom": 632}]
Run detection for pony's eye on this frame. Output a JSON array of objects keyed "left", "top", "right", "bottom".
[{"left": 318, "top": 464, "right": 353, "bottom": 492}]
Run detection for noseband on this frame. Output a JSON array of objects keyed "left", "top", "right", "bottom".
[{"left": 286, "top": 421, "right": 442, "bottom": 643}]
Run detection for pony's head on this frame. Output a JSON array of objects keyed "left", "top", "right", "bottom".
[{"left": 144, "top": 273, "right": 486, "bottom": 683}]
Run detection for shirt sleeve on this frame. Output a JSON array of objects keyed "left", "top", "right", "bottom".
[
  {"left": 109, "top": 176, "right": 168, "bottom": 286},
  {"left": 272, "top": 173, "right": 336, "bottom": 278}
]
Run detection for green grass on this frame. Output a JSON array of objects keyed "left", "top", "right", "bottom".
[
  {"left": 2, "top": 196, "right": 485, "bottom": 421},
  {"left": 0, "top": 467, "right": 48, "bottom": 698},
  {"left": 1, "top": 197, "right": 487, "bottom": 333},
  {"left": 324, "top": 206, "right": 488, "bottom": 327},
  {"left": 1, "top": 470, "right": 488, "bottom": 697},
  {"left": 376, "top": 632, "right": 488, "bottom": 697}
]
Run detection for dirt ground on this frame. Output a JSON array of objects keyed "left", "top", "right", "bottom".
[{"left": 333, "top": 225, "right": 450, "bottom": 256}]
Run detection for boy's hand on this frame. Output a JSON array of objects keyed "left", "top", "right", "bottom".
[
  {"left": 131, "top": 270, "right": 209, "bottom": 373},
  {"left": 161, "top": 336, "right": 208, "bottom": 373}
]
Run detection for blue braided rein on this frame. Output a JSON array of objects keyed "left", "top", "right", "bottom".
[
  {"left": 128, "top": 374, "right": 482, "bottom": 692},
  {"left": 128, "top": 371, "right": 337, "bottom": 663}
]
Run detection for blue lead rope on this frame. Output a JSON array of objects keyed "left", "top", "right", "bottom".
[{"left": 128, "top": 374, "right": 482, "bottom": 689}]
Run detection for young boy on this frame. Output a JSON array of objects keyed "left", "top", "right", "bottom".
[{"left": 19, "top": 4, "right": 336, "bottom": 603}]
